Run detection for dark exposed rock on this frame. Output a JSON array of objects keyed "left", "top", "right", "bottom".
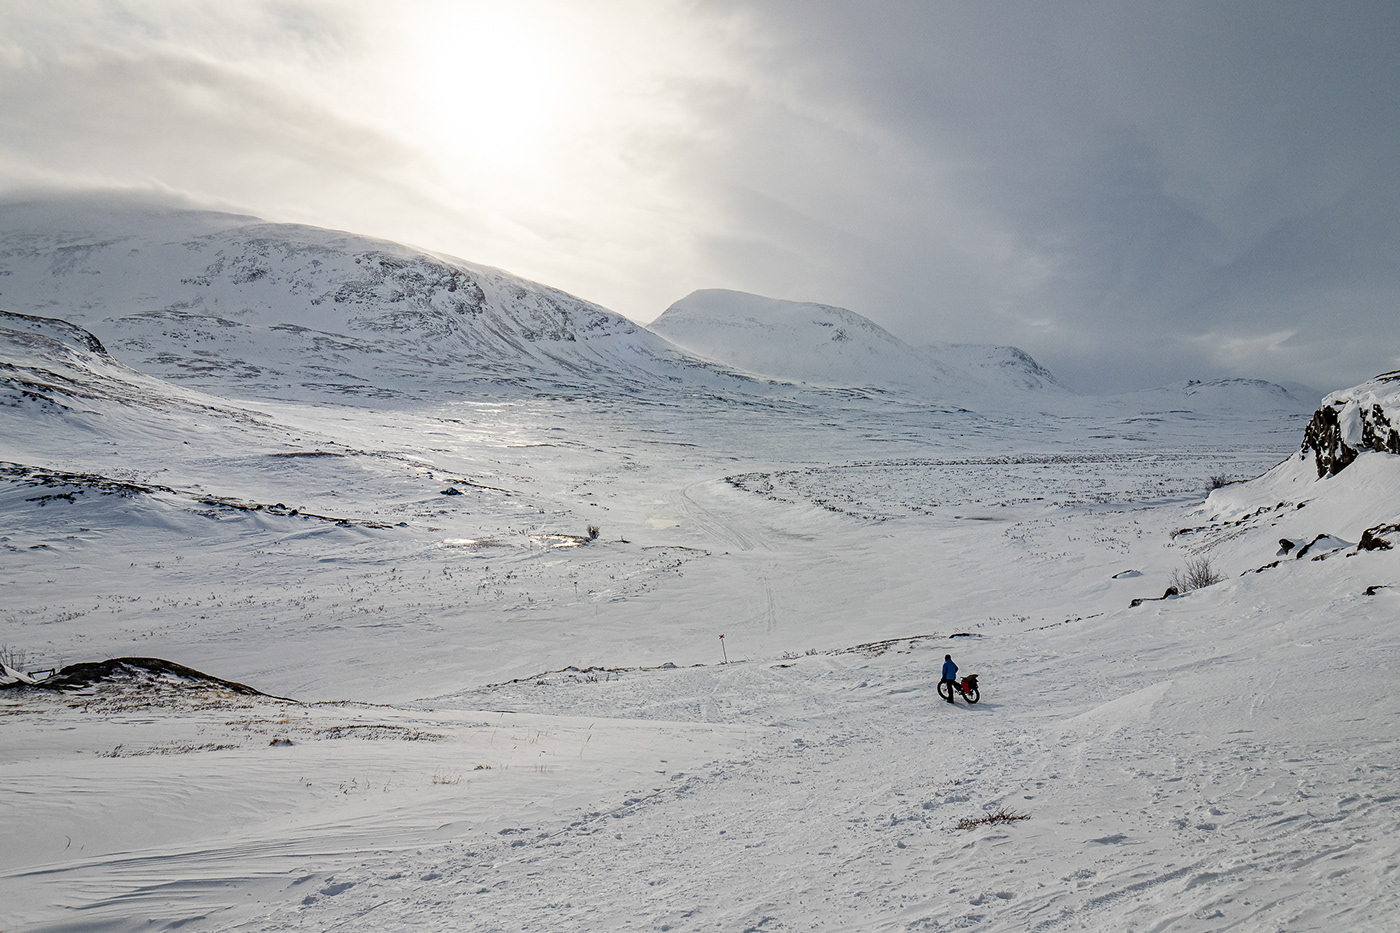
[
  {"left": 1294, "top": 533, "right": 1350, "bottom": 559},
  {"left": 0, "top": 657, "right": 266, "bottom": 695},
  {"left": 1357, "top": 522, "right": 1400, "bottom": 551},
  {"left": 1130, "top": 586, "right": 1179, "bottom": 608},
  {"left": 1302, "top": 371, "right": 1400, "bottom": 476}
]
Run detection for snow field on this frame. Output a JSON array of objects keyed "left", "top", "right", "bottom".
[{"left": 3, "top": 202, "right": 1393, "bottom": 930}]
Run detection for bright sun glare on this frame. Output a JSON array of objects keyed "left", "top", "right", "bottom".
[{"left": 414, "top": 8, "right": 569, "bottom": 164}]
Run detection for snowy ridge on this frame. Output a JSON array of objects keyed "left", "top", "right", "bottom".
[
  {"left": 1, "top": 308, "right": 209, "bottom": 413},
  {"left": 1181, "top": 447, "right": 1400, "bottom": 576},
  {"left": 649, "top": 288, "right": 1063, "bottom": 404},
  {"left": 0, "top": 198, "right": 747, "bottom": 400},
  {"left": 916, "top": 342, "right": 1063, "bottom": 392},
  {"left": 1114, "top": 377, "right": 1310, "bottom": 413}
]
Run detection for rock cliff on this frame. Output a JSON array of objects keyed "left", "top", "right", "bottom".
[{"left": 1302, "top": 371, "right": 1400, "bottom": 476}]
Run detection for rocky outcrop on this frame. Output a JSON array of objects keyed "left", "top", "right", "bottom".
[{"left": 1302, "top": 371, "right": 1400, "bottom": 476}]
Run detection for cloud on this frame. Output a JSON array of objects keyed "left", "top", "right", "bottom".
[
  {"left": 1, "top": 0, "right": 1398, "bottom": 393},
  {"left": 661, "top": 0, "right": 1400, "bottom": 392}
]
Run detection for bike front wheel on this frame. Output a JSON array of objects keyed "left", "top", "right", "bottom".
[{"left": 937, "top": 680, "right": 953, "bottom": 701}]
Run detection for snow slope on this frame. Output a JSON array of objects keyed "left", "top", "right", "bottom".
[
  {"left": 647, "top": 290, "right": 1311, "bottom": 437},
  {"left": 0, "top": 197, "right": 746, "bottom": 400},
  {"left": 2, "top": 205, "right": 1398, "bottom": 931},
  {"left": 5, "top": 432, "right": 1398, "bottom": 931},
  {"left": 917, "top": 341, "right": 1063, "bottom": 392},
  {"left": 649, "top": 288, "right": 1063, "bottom": 404}
]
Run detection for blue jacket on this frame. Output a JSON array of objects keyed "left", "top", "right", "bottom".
[{"left": 942, "top": 658, "right": 958, "bottom": 681}]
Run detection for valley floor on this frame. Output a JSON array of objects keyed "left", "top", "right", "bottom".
[{"left": 3, "top": 389, "right": 1398, "bottom": 931}]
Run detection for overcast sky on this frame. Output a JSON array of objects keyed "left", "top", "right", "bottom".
[{"left": 1, "top": 0, "right": 1398, "bottom": 393}]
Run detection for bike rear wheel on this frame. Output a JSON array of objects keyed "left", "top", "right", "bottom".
[{"left": 962, "top": 686, "right": 980, "bottom": 703}]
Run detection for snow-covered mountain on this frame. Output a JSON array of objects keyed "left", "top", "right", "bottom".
[
  {"left": 1094, "top": 377, "right": 1313, "bottom": 429},
  {"left": 648, "top": 288, "right": 1063, "bottom": 404},
  {"left": 1113, "top": 377, "right": 1310, "bottom": 413},
  {"left": 0, "top": 198, "right": 745, "bottom": 400},
  {"left": 916, "top": 342, "right": 1062, "bottom": 392}
]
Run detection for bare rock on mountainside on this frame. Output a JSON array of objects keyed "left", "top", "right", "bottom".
[
  {"left": 1302, "top": 371, "right": 1400, "bottom": 476},
  {"left": 0, "top": 657, "right": 268, "bottom": 698}
]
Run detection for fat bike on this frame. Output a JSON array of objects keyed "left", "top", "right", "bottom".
[{"left": 938, "top": 673, "right": 980, "bottom": 704}]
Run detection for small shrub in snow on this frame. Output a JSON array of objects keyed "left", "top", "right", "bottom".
[
  {"left": 586, "top": 524, "right": 601, "bottom": 540},
  {"left": 0, "top": 644, "right": 29, "bottom": 671},
  {"left": 1208, "top": 474, "right": 1233, "bottom": 491},
  {"left": 1170, "top": 556, "right": 1224, "bottom": 593},
  {"left": 954, "top": 808, "right": 1030, "bottom": 831}
]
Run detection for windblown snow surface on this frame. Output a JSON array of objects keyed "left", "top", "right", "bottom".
[{"left": 2, "top": 203, "right": 1396, "bottom": 932}]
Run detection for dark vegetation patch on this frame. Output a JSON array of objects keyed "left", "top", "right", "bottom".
[
  {"left": 1, "top": 657, "right": 270, "bottom": 696},
  {"left": 100, "top": 742, "right": 241, "bottom": 757},
  {"left": 954, "top": 808, "right": 1031, "bottom": 830},
  {"left": 1, "top": 461, "right": 396, "bottom": 528},
  {"left": 314, "top": 724, "right": 446, "bottom": 742}
]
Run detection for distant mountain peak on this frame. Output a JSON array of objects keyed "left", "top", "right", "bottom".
[{"left": 650, "top": 288, "right": 1063, "bottom": 401}]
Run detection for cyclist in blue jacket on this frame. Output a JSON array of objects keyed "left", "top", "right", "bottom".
[{"left": 940, "top": 654, "right": 958, "bottom": 704}]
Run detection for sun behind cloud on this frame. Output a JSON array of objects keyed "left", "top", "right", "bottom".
[{"left": 410, "top": 5, "right": 570, "bottom": 165}]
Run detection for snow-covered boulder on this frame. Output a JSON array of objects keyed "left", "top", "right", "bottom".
[{"left": 1301, "top": 371, "right": 1400, "bottom": 476}]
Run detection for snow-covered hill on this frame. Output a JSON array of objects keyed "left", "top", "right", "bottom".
[
  {"left": 0, "top": 198, "right": 744, "bottom": 400},
  {"left": 648, "top": 288, "right": 1063, "bottom": 404},
  {"left": 2, "top": 308, "right": 210, "bottom": 414},
  {"left": 1112, "top": 377, "right": 1311, "bottom": 416},
  {"left": 917, "top": 341, "right": 1062, "bottom": 392}
]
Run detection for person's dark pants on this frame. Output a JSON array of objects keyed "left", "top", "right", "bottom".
[{"left": 941, "top": 678, "right": 956, "bottom": 703}]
